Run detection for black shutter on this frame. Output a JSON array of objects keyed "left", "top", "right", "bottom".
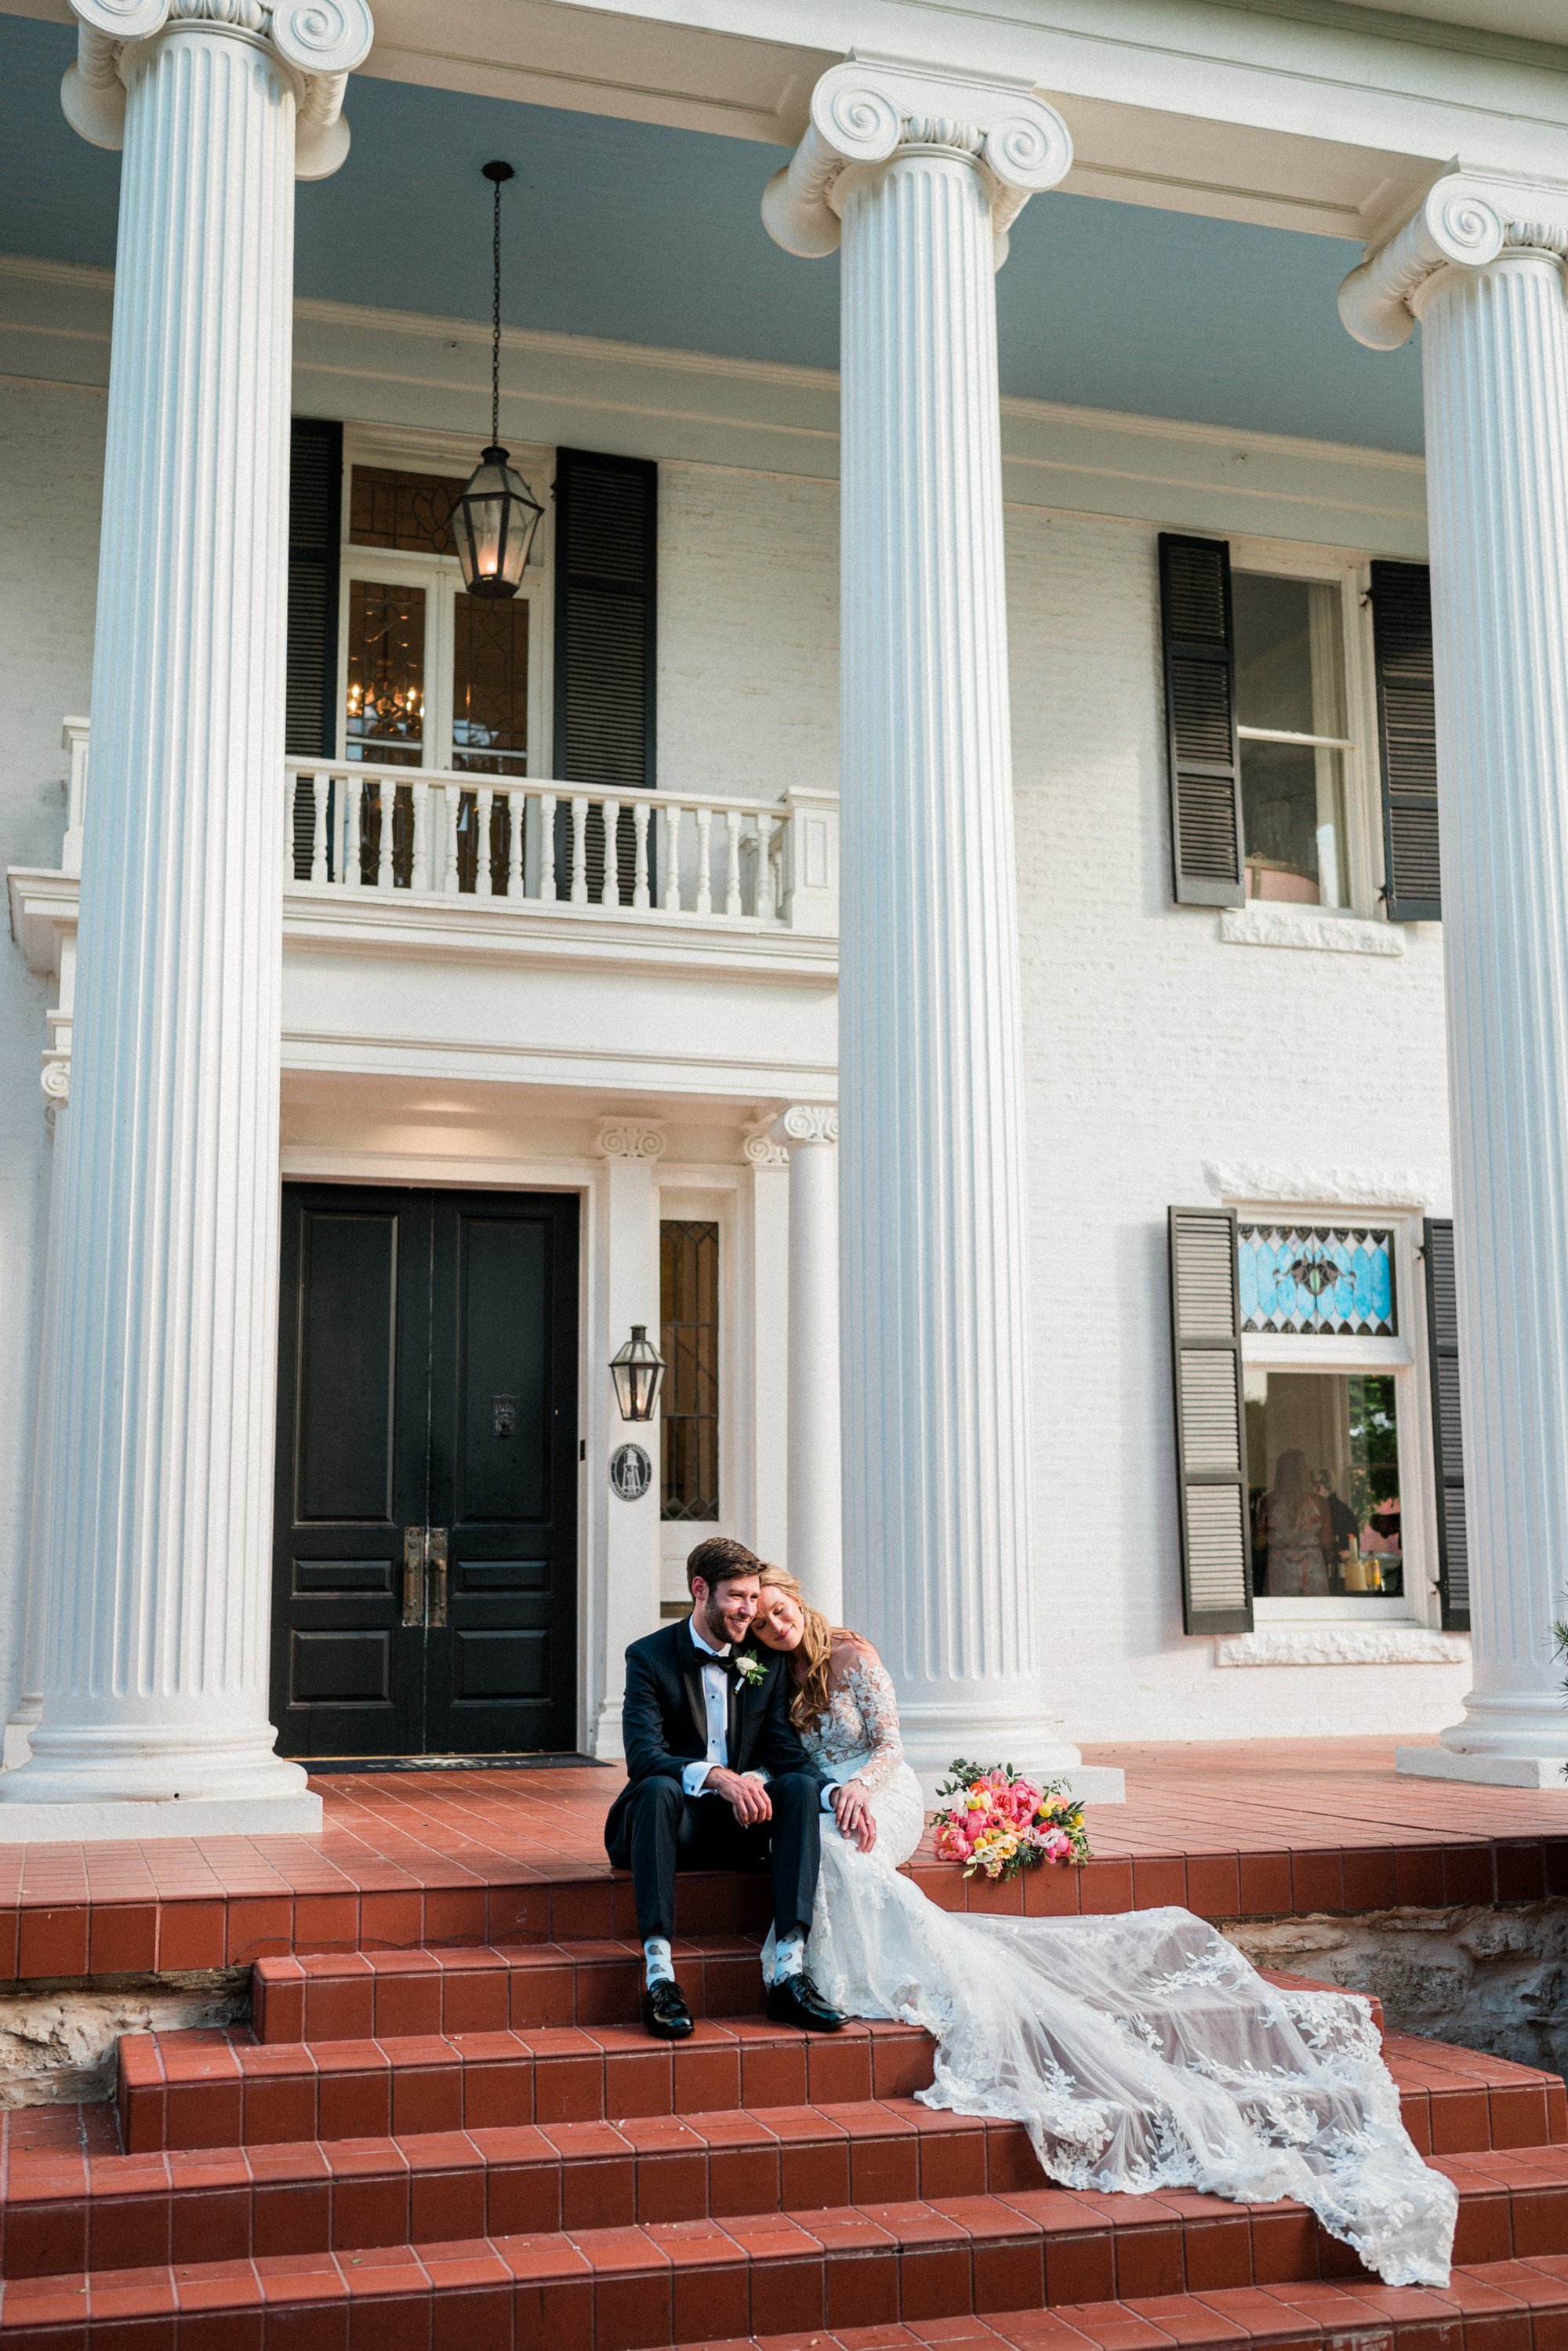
[
  {"left": 1168, "top": 1207, "right": 1253, "bottom": 1634},
  {"left": 1370, "top": 560, "right": 1439, "bottom": 922},
  {"left": 286, "top": 417, "right": 343, "bottom": 759},
  {"left": 1423, "top": 1218, "right": 1468, "bottom": 1631},
  {"left": 1159, "top": 534, "right": 1243, "bottom": 908},
  {"left": 552, "top": 448, "right": 657, "bottom": 903}
]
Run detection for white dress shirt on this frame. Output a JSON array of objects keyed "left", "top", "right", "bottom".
[{"left": 682, "top": 1614, "right": 840, "bottom": 1810}]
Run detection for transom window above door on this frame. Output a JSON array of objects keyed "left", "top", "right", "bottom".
[{"left": 341, "top": 460, "right": 543, "bottom": 782}]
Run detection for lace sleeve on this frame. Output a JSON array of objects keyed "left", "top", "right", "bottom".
[{"left": 836, "top": 1651, "right": 905, "bottom": 1796}]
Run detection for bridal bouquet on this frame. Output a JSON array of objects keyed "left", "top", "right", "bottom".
[{"left": 932, "top": 1761, "right": 1092, "bottom": 1882}]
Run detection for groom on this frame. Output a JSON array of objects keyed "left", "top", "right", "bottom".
[{"left": 604, "top": 1535, "right": 850, "bottom": 2040}]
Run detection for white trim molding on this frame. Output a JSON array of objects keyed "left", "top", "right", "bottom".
[
  {"left": 1215, "top": 1627, "right": 1471, "bottom": 1668},
  {"left": 1203, "top": 1161, "right": 1442, "bottom": 1212},
  {"left": 1217, "top": 906, "right": 1406, "bottom": 958}
]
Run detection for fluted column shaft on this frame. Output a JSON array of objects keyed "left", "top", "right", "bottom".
[
  {"left": 2, "top": 5, "right": 366, "bottom": 1822},
  {"left": 775, "top": 1108, "right": 843, "bottom": 1626},
  {"left": 1342, "top": 180, "right": 1568, "bottom": 1783},
  {"left": 1420, "top": 249, "right": 1568, "bottom": 1765}
]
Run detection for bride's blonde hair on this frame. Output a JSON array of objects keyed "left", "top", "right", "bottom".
[{"left": 757, "top": 1563, "right": 861, "bottom": 1731}]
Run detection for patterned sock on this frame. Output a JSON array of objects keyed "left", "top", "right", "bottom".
[
  {"left": 644, "top": 1937, "right": 675, "bottom": 1989},
  {"left": 772, "top": 1932, "right": 806, "bottom": 1984}
]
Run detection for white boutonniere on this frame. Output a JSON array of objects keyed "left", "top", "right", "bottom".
[{"left": 734, "top": 1650, "right": 768, "bottom": 1689}]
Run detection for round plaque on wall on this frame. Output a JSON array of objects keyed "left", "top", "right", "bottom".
[{"left": 609, "top": 1442, "right": 653, "bottom": 1501}]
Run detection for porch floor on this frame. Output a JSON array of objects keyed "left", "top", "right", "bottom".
[{"left": 0, "top": 1736, "right": 1565, "bottom": 1986}]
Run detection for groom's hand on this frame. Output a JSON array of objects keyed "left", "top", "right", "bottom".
[
  {"left": 832, "top": 1780, "right": 877, "bottom": 1852},
  {"left": 708, "top": 1767, "right": 772, "bottom": 1825}
]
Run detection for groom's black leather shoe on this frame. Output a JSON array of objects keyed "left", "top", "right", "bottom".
[
  {"left": 766, "top": 1971, "right": 846, "bottom": 2032},
  {"left": 642, "top": 1979, "right": 695, "bottom": 2039}
]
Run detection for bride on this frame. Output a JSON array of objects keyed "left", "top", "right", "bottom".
[{"left": 749, "top": 1564, "right": 1457, "bottom": 2292}]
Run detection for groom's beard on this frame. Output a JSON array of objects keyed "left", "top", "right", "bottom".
[{"left": 696, "top": 1593, "right": 743, "bottom": 1648}]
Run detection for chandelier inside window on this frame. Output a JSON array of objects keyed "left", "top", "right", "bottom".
[{"left": 452, "top": 160, "right": 544, "bottom": 600}]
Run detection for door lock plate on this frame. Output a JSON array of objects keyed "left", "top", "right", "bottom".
[
  {"left": 401, "top": 1528, "right": 425, "bottom": 1626},
  {"left": 426, "top": 1528, "right": 449, "bottom": 1627}
]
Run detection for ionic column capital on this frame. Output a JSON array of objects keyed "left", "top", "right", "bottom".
[
  {"left": 62, "top": 0, "right": 374, "bottom": 179},
  {"left": 775, "top": 1104, "right": 839, "bottom": 1149},
  {"left": 1339, "top": 173, "right": 1568, "bottom": 351},
  {"left": 762, "top": 55, "right": 1071, "bottom": 268}
]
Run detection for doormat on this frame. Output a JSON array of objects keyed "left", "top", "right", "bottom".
[{"left": 307, "top": 1753, "right": 603, "bottom": 1775}]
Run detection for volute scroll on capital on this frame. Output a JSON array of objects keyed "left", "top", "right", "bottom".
[
  {"left": 1339, "top": 173, "right": 1568, "bottom": 351},
  {"left": 762, "top": 57, "right": 1073, "bottom": 267},
  {"left": 61, "top": 0, "right": 374, "bottom": 179}
]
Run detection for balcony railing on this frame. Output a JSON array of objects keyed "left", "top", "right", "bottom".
[{"left": 56, "top": 722, "right": 838, "bottom": 938}]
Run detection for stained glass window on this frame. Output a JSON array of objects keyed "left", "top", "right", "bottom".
[
  {"left": 350, "top": 465, "right": 466, "bottom": 557},
  {"left": 1238, "top": 1224, "right": 1396, "bottom": 1337}
]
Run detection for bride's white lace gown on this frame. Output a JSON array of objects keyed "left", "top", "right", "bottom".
[{"left": 794, "top": 1643, "right": 1456, "bottom": 2291}]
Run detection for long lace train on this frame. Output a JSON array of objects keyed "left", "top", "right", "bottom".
[{"left": 796, "top": 1659, "right": 1455, "bottom": 2291}]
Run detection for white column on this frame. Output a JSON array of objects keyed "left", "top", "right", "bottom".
[
  {"left": 770, "top": 1106, "right": 843, "bottom": 1627},
  {"left": 743, "top": 1128, "right": 792, "bottom": 1565},
  {"left": 0, "top": 0, "right": 372, "bottom": 1836},
  {"left": 590, "top": 1122, "right": 665, "bottom": 1762},
  {"left": 1342, "top": 177, "right": 1568, "bottom": 1787},
  {"left": 5, "top": 1074, "right": 71, "bottom": 1772},
  {"left": 765, "top": 64, "right": 1121, "bottom": 1799}
]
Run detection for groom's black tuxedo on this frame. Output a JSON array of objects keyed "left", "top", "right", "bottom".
[{"left": 604, "top": 1619, "right": 829, "bottom": 1942}]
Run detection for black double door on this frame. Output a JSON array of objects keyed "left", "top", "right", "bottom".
[{"left": 271, "top": 1186, "right": 579, "bottom": 1760}]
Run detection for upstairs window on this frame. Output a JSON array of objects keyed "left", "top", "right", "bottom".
[{"left": 1233, "top": 572, "right": 1354, "bottom": 910}]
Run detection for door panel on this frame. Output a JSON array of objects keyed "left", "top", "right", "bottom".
[
  {"left": 273, "top": 1191, "right": 432, "bottom": 1759},
  {"left": 425, "top": 1196, "right": 579, "bottom": 1754},
  {"left": 273, "top": 1184, "right": 579, "bottom": 1759}
]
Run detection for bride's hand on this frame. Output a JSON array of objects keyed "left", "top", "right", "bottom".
[{"left": 831, "top": 1779, "right": 877, "bottom": 1852}]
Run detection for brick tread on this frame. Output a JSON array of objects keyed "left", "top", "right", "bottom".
[
  {"left": 4, "top": 2218, "right": 1568, "bottom": 2349},
  {"left": 249, "top": 1948, "right": 1387, "bottom": 2048}
]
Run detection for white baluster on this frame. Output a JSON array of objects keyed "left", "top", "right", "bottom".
[
  {"left": 445, "top": 784, "right": 461, "bottom": 895},
  {"left": 506, "top": 787, "right": 524, "bottom": 899},
  {"left": 411, "top": 779, "right": 429, "bottom": 892},
  {"left": 376, "top": 779, "right": 394, "bottom": 892},
  {"left": 539, "top": 791, "right": 557, "bottom": 902},
  {"left": 724, "top": 808, "right": 742, "bottom": 916},
  {"left": 755, "top": 812, "right": 776, "bottom": 921},
  {"left": 310, "top": 772, "right": 328, "bottom": 883},
  {"left": 632, "top": 801, "right": 651, "bottom": 910},
  {"left": 661, "top": 806, "right": 683, "bottom": 911},
  {"left": 695, "top": 805, "right": 713, "bottom": 916},
  {"left": 601, "top": 799, "right": 621, "bottom": 907},
  {"left": 345, "top": 773, "right": 364, "bottom": 888},
  {"left": 476, "top": 783, "right": 495, "bottom": 899},
  {"left": 571, "top": 794, "right": 590, "bottom": 904}
]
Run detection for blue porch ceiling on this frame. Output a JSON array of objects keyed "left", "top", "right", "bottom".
[{"left": 0, "top": 14, "right": 1424, "bottom": 454}]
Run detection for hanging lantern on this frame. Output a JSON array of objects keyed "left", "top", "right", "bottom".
[
  {"left": 454, "top": 160, "right": 544, "bottom": 600},
  {"left": 610, "top": 1325, "right": 666, "bottom": 1423}
]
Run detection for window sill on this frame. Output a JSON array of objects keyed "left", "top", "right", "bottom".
[
  {"left": 1213, "top": 1625, "right": 1468, "bottom": 1668},
  {"left": 1218, "top": 904, "right": 1404, "bottom": 958}
]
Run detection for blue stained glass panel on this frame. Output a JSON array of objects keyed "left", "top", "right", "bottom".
[{"left": 1237, "top": 1224, "right": 1397, "bottom": 1337}]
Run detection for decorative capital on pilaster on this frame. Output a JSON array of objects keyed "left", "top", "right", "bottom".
[
  {"left": 41, "top": 1057, "right": 70, "bottom": 1134},
  {"left": 1340, "top": 173, "right": 1568, "bottom": 351},
  {"left": 62, "top": 0, "right": 374, "bottom": 180},
  {"left": 775, "top": 1104, "right": 839, "bottom": 1149},
  {"left": 762, "top": 55, "right": 1072, "bottom": 269},
  {"left": 597, "top": 1120, "right": 666, "bottom": 1163},
  {"left": 742, "top": 1118, "right": 790, "bottom": 1170}
]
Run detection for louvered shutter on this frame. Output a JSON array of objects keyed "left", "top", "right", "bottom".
[
  {"left": 1168, "top": 1207, "right": 1253, "bottom": 1634},
  {"left": 552, "top": 448, "right": 657, "bottom": 903},
  {"left": 1423, "top": 1219, "right": 1468, "bottom": 1630},
  {"left": 1371, "top": 560, "right": 1439, "bottom": 921},
  {"left": 1159, "top": 535, "right": 1243, "bottom": 908},
  {"left": 286, "top": 418, "right": 343, "bottom": 758}
]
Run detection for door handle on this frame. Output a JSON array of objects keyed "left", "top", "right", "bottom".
[
  {"left": 426, "top": 1528, "right": 449, "bottom": 1627},
  {"left": 402, "top": 1528, "right": 425, "bottom": 1626}
]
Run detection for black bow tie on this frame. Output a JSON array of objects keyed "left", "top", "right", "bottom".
[{"left": 699, "top": 1648, "right": 746, "bottom": 1680}]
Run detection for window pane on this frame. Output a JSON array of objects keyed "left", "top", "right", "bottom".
[
  {"left": 1244, "top": 1368, "right": 1403, "bottom": 1599},
  {"left": 345, "top": 581, "right": 426, "bottom": 768},
  {"left": 1235, "top": 573, "right": 1348, "bottom": 907},
  {"left": 660, "top": 1220, "right": 719, "bottom": 1521},
  {"left": 350, "top": 465, "right": 465, "bottom": 557},
  {"left": 452, "top": 596, "right": 529, "bottom": 776},
  {"left": 1239, "top": 1223, "right": 1396, "bottom": 1337},
  {"left": 1241, "top": 741, "right": 1348, "bottom": 907}
]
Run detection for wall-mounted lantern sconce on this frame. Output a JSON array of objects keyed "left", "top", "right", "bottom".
[{"left": 609, "top": 1324, "right": 665, "bottom": 1423}]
